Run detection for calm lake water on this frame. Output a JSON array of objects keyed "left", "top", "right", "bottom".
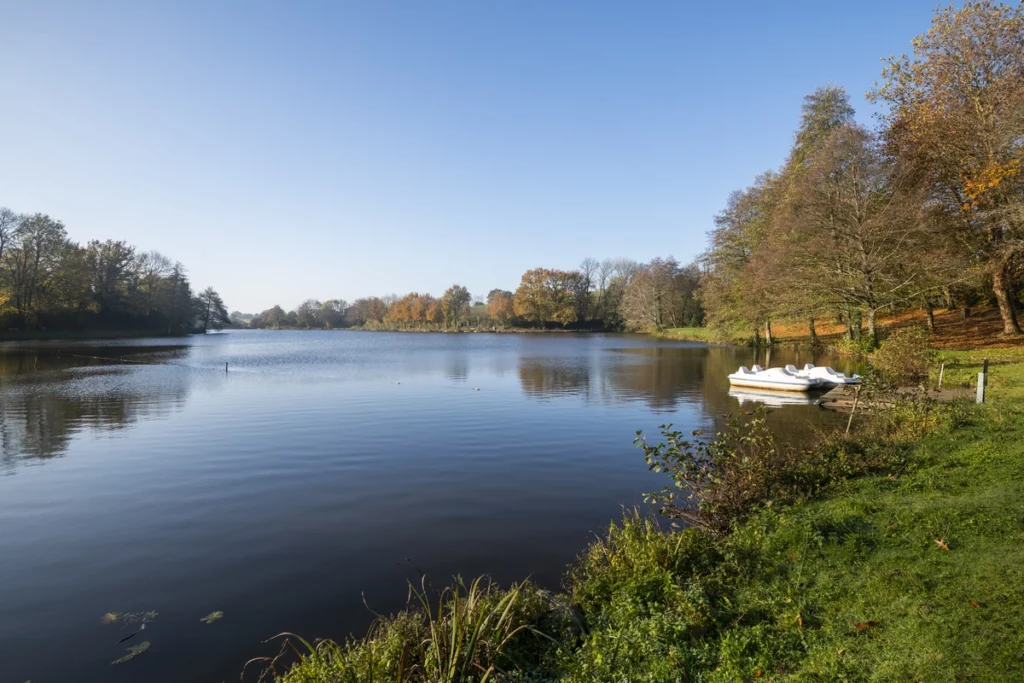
[{"left": 0, "top": 331, "right": 855, "bottom": 682}]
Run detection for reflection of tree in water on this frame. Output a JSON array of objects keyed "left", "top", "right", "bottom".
[
  {"left": 517, "top": 347, "right": 722, "bottom": 412},
  {"left": 0, "top": 347, "right": 192, "bottom": 471},
  {"left": 605, "top": 347, "right": 708, "bottom": 412},
  {"left": 515, "top": 344, "right": 857, "bottom": 442},
  {"left": 517, "top": 358, "right": 591, "bottom": 399},
  {"left": 444, "top": 353, "right": 470, "bottom": 382}
]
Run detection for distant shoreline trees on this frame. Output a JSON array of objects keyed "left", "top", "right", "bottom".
[
  {"left": 0, "top": 207, "right": 229, "bottom": 335},
  {"left": 242, "top": 256, "right": 705, "bottom": 333}
]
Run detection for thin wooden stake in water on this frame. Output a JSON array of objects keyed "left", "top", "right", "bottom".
[
  {"left": 845, "top": 386, "right": 861, "bottom": 434},
  {"left": 938, "top": 363, "right": 945, "bottom": 388}
]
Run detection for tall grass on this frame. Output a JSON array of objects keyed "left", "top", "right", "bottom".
[{"left": 250, "top": 576, "right": 554, "bottom": 683}]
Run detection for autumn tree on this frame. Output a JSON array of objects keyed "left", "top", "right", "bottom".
[
  {"left": 426, "top": 299, "right": 443, "bottom": 324},
  {"left": 871, "top": 0, "right": 1024, "bottom": 334},
  {"left": 441, "top": 284, "right": 471, "bottom": 328},
  {"left": 487, "top": 289, "right": 515, "bottom": 326},
  {"left": 410, "top": 294, "right": 435, "bottom": 323},
  {"left": 701, "top": 172, "right": 784, "bottom": 342},
  {"left": 513, "top": 268, "right": 577, "bottom": 326},
  {"left": 777, "top": 124, "right": 939, "bottom": 346},
  {"left": 620, "top": 257, "right": 704, "bottom": 331},
  {"left": 349, "top": 297, "right": 388, "bottom": 326}
]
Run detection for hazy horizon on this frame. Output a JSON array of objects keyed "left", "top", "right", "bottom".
[{"left": 1, "top": 0, "right": 944, "bottom": 313}]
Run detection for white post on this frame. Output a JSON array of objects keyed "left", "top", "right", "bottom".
[
  {"left": 977, "top": 372, "right": 985, "bottom": 404},
  {"left": 938, "top": 363, "right": 945, "bottom": 388}
]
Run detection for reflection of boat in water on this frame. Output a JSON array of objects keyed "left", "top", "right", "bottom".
[{"left": 728, "top": 387, "right": 823, "bottom": 408}]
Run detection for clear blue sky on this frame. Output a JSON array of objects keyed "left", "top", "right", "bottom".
[{"left": 1, "top": 0, "right": 944, "bottom": 313}]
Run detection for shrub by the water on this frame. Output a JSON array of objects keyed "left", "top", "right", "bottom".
[
  {"left": 869, "top": 327, "right": 934, "bottom": 385},
  {"left": 633, "top": 410, "right": 914, "bottom": 537}
]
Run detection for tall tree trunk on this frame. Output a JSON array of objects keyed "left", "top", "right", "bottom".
[
  {"left": 764, "top": 319, "right": 773, "bottom": 346},
  {"left": 925, "top": 304, "right": 935, "bottom": 332},
  {"left": 866, "top": 309, "right": 878, "bottom": 348},
  {"left": 753, "top": 326, "right": 760, "bottom": 347},
  {"left": 942, "top": 286, "right": 953, "bottom": 310},
  {"left": 992, "top": 264, "right": 1022, "bottom": 335},
  {"left": 844, "top": 308, "right": 859, "bottom": 340},
  {"left": 808, "top": 318, "right": 817, "bottom": 344}
]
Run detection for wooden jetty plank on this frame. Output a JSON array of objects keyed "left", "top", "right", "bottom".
[{"left": 818, "top": 384, "right": 975, "bottom": 412}]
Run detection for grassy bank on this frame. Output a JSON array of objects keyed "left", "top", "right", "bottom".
[
  {"left": 651, "top": 326, "right": 711, "bottom": 342},
  {"left": 254, "top": 350, "right": 1024, "bottom": 682}
]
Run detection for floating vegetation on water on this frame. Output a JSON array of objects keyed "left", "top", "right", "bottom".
[
  {"left": 117, "top": 622, "right": 146, "bottom": 643},
  {"left": 200, "top": 610, "right": 225, "bottom": 624},
  {"left": 111, "top": 641, "right": 150, "bottom": 665},
  {"left": 101, "top": 611, "right": 158, "bottom": 625}
]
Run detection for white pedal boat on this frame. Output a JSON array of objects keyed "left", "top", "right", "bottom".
[
  {"left": 787, "top": 364, "right": 861, "bottom": 385},
  {"left": 727, "top": 365, "right": 824, "bottom": 392}
]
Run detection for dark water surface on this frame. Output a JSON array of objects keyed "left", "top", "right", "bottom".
[{"left": 0, "top": 331, "right": 855, "bottom": 682}]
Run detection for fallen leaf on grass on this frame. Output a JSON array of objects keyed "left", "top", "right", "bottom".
[
  {"left": 854, "top": 621, "right": 879, "bottom": 633},
  {"left": 112, "top": 641, "right": 150, "bottom": 665},
  {"left": 935, "top": 539, "right": 950, "bottom": 551},
  {"left": 200, "top": 611, "right": 225, "bottom": 624},
  {"left": 970, "top": 600, "right": 981, "bottom": 608}
]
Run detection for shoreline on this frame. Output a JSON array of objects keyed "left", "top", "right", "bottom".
[{"left": 0, "top": 329, "right": 195, "bottom": 343}]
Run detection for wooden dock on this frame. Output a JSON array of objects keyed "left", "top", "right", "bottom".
[{"left": 818, "top": 385, "right": 976, "bottom": 412}]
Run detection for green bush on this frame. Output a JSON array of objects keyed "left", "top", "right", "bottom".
[
  {"left": 832, "top": 333, "right": 877, "bottom": 356},
  {"left": 869, "top": 327, "right": 935, "bottom": 385},
  {"left": 635, "top": 412, "right": 792, "bottom": 536}
]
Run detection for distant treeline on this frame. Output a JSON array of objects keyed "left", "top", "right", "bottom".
[
  {"left": 0, "top": 208, "right": 230, "bottom": 334},
  {"left": 701, "top": 2, "right": 1024, "bottom": 347},
  {"left": 240, "top": 257, "right": 704, "bottom": 332}
]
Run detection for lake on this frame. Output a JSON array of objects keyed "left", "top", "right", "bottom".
[{"left": 0, "top": 331, "right": 855, "bottom": 682}]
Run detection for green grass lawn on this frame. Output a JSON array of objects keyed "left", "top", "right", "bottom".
[
  {"left": 654, "top": 326, "right": 711, "bottom": 341},
  {"left": 711, "top": 351, "right": 1024, "bottom": 679}
]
